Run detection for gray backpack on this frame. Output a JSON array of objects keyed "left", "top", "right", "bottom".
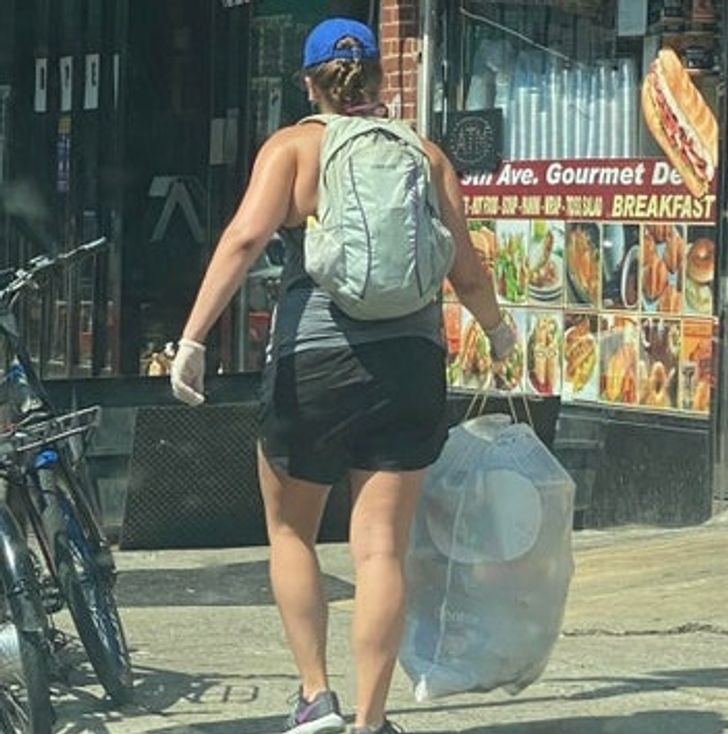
[{"left": 302, "top": 114, "right": 455, "bottom": 320}]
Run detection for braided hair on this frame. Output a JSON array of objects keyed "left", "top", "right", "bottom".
[{"left": 306, "top": 37, "right": 383, "bottom": 113}]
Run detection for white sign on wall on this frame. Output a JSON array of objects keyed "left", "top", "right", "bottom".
[
  {"left": 84, "top": 54, "right": 100, "bottom": 110},
  {"left": 113, "top": 53, "right": 120, "bottom": 109},
  {"left": 60, "top": 57, "right": 73, "bottom": 112},
  {"left": 34, "top": 58, "right": 48, "bottom": 112}
]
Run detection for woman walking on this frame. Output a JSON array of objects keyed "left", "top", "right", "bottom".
[{"left": 171, "top": 17, "right": 514, "bottom": 734}]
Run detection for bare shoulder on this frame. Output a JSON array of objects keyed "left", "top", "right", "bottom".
[
  {"left": 254, "top": 124, "right": 323, "bottom": 170},
  {"left": 256, "top": 125, "right": 299, "bottom": 156},
  {"left": 256, "top": 123, "right": 321, "bottom": 156},
  {"left": 420, "top": 137, "right": 451, "bottom": 175}
]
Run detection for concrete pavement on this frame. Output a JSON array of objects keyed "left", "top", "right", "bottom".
[{"left": 51, "top": 514, "right": 728, "bottom": 734}]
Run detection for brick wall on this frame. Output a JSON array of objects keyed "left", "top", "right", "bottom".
[{"left": 379, "top": 0, "right": 419, "bottom": 122}]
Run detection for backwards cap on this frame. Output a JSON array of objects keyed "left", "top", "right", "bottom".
[{"left": 302, "top": 17, "right": 379, "bottom": 69}]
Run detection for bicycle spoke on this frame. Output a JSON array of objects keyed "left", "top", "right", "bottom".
[{"left": 0, "top": 683, "right": 32, "bottom": 733}]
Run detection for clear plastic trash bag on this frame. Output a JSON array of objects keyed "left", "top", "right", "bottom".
[{"left": 399, "top": 414, "right": 575, "bottom": 702}]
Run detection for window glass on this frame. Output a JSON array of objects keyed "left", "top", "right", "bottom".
[
  {"left": 437, "top": 0, "right": 722, "bottom": 418},
  {"left": 433, "top": 1, "right": 720, "bottom": 161}
]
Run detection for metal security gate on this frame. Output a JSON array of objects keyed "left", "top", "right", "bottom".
[
  {"left": 119, "top": 401, "right": 353, "bottom": 549},
  {"left": 120, "top": 403, "right": 265, "bottom": 549}
]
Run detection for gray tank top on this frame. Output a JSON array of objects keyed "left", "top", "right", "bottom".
[{"left": 268, "top": 228, "right": 444, "bottom": 358}]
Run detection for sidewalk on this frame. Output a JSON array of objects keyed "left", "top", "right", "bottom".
[{"left": 53, "top": 515, "right": 728, "bottom": 734}]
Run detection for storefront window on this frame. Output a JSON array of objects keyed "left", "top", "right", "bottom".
[
  {"left": 433, "top": 1, "right": 720, "bottom": 158},
  {"left": 1, "top": 1, "right": 381, "bottom": 378},
  {"left": 435, "top": 0, "right": 722, "bottom": 419},
  {"left": 235, "top": 1, "right": 331, "bottom": 372}
]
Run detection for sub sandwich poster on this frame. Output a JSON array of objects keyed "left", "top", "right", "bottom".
[{"left": 447, "top": 48, "right": 718, "bottom": 417}]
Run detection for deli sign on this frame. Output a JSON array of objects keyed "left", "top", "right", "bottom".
[{"left": 461, "top": 158, "right": 718, "bottom": 223}]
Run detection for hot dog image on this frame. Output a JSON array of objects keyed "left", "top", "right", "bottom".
[{"left": 641, "top": 47, "right": 718, "bottom": 198}]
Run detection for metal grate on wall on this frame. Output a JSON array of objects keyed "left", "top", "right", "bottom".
[
  {"left": 120, "top": 403, "right": 267, "bottom": 549},
  {"left": 119, "top": 402, "right": 351, "bottom": 550}
]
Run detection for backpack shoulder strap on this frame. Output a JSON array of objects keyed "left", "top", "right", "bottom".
[
  {"left": 381, "top": 118, "right": 427, "bottom": 152},
  {"left": 298, "top": 113, "right": 339, "bottom": 126}
]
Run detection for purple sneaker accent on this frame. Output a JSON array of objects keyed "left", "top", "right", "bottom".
[
  {"left": 296, "top": 700, "right": 321, "bottom": 725},
  {"left": 285, "top": 688, "right": 346, "bottom": 734}
]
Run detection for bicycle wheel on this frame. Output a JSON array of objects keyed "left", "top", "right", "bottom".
[
  {"left": 0, "top": 497, "right": 53, "bottom": 734},
  {"left": 0, "top": 629, "right": 53, "bottom": 734},
  {"left": 39, "top": 469, "right": 133, "bottom": 705}
]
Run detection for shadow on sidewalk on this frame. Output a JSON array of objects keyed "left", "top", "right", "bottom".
[
  {"left": 114, "top": 560, "right": 354, "bottom": 607},
  {"left": 138, "top": 710, "right": 726, "bottom": 734},
  {"left": 51, "top": 638, "right": 728, "bottom": 733},
  {"left": 144, "top": 714, "right": 288, "bottom": 734},
  {"left": 51, "top": 638, "right": 295, "bottom": 733},
  {"left": 53, "top": 660, "right": 299, "bottom": 733},
  {"left": 449, "top": 710, "right": 726, "bottom": 734},
  {"left": 549, "top": 667, "right": 728, "bottom": 701}
]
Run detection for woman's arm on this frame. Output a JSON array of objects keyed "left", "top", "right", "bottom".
[
  {"left": 181, "top": 129, "right": 298, "bottom": 343},
  {"left": 424, "top": 140, "right": 501, "bottom": 333}
]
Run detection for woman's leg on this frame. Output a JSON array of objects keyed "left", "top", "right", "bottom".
[
  {"left": 258, "top": 445, "right": 332, "bottom": 700},
  {"left": 348, "top": 468, "right": 424, "bottom": 729}
]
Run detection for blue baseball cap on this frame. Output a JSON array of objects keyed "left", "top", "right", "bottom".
[{"left": 303, "top": 17, "right": 379, "bottom": 69}]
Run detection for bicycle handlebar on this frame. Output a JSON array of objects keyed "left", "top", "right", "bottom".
[{"left": 0, "top": 237, "right": 108, "bottom": 302}]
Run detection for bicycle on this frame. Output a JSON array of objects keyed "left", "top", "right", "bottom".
[
  {"left": 0, "top": 484, "right": 52, "bottom": 733},
  {"left": 0, "top": 237, "right": 133, "bottom": 728}
]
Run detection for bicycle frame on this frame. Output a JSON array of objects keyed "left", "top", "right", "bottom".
[
  {"left": 0, "top": 237, "right": 133, "bottom": 708},
  {"left": 0, "top": 288, "right": 113, "bottom": 588}
]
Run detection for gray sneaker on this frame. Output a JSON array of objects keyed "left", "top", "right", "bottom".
[
  {"left": 350, "top": 720, "right": 403, "bottom": 734},
  {"left": 285, "top": 689, "right": 346, "bottom": 734}
]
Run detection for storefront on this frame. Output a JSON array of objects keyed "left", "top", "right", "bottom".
[
  {"left": 2, "top": 0, "right": 724, "bottom": 535},
  {"left": 0, "top": 0, "right": 376, "bottom": 380},
  {"left": 0, "top": 0, "right": 382, "bottom": 542},
  {"left": 416, "top": 0, "right": 726, "bottom": 524},
  {"left": 0, "top": 0, "right": 252, "bottom": 378}
]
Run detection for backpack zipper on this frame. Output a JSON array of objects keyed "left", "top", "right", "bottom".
[
  {"left": 348, "top": 156, "right": 373, "bottom": 299},
  {"left": 407, "top": 154, "right": 425, "bottom": 297}
]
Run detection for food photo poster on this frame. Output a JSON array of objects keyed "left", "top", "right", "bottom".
[
  {"left": 448, "top": 210, "right": 717, "bottom": 416},
  {"left": 449, "top": 43, "right": 718, "bottom": 417},
  {"left": 450, "top": 49, "right": 718, "bottom": 416}
]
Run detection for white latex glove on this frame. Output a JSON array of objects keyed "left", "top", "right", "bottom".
[
  {"left": 170, "top": 338, "right": 206, "bottom": 406},
  {"left": 487, "top": 317, "right": 517, "bottom": 362}
]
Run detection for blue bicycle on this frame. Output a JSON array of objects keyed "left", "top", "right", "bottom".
[{"left": 0, "top": 238, "right": 132, "bottom": 730}]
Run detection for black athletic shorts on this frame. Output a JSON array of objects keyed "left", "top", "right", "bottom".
[{"left": 259, "top": 337, "right": 448, "bottom": 485}]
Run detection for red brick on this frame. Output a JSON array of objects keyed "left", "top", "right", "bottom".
[
  {"left": 403, "top": 38, "right": 419, "bottom": 53},
  {"left": 383, "top": 55, "right": 402, "bottom": 71},
  {"left": 383, "top": 5, "right": 416, "bottom": 24},
  {"left": 398, "top": 61, "right": 416, "bottom": 77},
  {"left": 380, "top": 39, "right": 399, "bottom": 56},
  {"left": 387, "top": 70, "right": 404, "bottom": 85},
  {"left": 381, "top": 19, "right": 404, "bottom": 32},
  {"left": 379, "top": 0, "right": 419, "bottom": 124},
  {"left": 380, "top": 6, "right": 398, "bottom": 24}
]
